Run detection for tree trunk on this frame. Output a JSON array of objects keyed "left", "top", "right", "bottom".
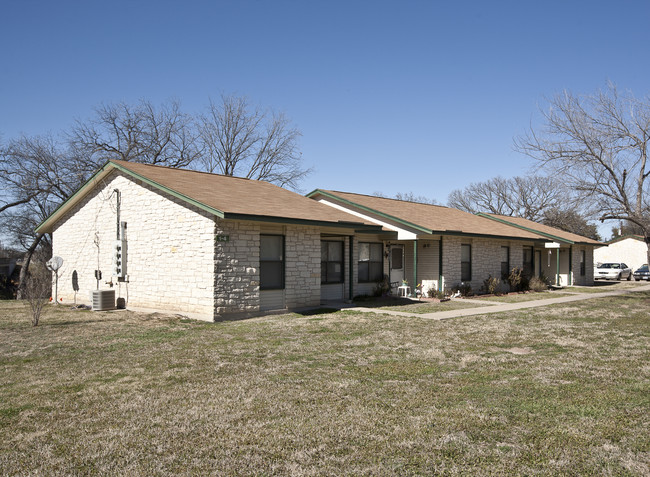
[{"left": 16, "top": 233, "right": 45, "bottom": 299}]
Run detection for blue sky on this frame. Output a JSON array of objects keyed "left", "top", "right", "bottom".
[{"left": 2, "top": 0, "right": 649, "bottom": 217}]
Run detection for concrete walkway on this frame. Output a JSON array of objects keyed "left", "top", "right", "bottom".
[{"left": 342, "top": 283, "right": 650, "bottom": 321}]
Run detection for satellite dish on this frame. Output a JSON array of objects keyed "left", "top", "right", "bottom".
[
  {"left": 47, "top": 256, "right": 64, "bottom": 272},
  {"left": 46, "top": 256, "right": 64, "bottom": 305}
]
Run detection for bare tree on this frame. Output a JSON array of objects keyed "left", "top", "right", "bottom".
[
  {"left": 70, "top": 99, "right": 200, "bottom": 168},
  {"left": 515, "top": 84, "right": 650, "bottom": 263},
  {"left": 373, "top": 191, "right": 439, "bottom": 205},
  {"left": 542, "top": 208, "right": 601, "bottom": 241},
  {"left": 198, "top": 95, "right": 310, "bottom": 190},
  {"left": 0, "top": 134, "right": 84, "bottom": 296},
  {"left": 23, "top": 260, "right": 51, "bottom": 326},
  {"left": 447, "top": 175, "right": 566, "bottom": 221},
  {"left": 1, "top": 96, "right": 310, "bottom": 294}
]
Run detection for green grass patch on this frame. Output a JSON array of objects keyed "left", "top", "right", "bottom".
[
  {"left": 1, "top": 293, "right": 649, "bottom": 475},
  {"left": 473, "top": 291, "right": 574, "bottom": 303}
]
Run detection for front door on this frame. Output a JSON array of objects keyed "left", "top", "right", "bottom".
[
  {"left": 535, "top": 250, "right": 541, "bottom": 278},
  {"left": 390, "top": 245, "right": 404, "bottom": 285}
]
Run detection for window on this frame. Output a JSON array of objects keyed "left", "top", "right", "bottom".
[
  {"left": 358, "top": 242, "right": 383, "bottom": 282},
  {"left": 461, "top": 244, "right": 471, "bottom": 281},
  {"left": 523, "top": 246, "right": 534, "bottom": 277},
  {"left": 260, "top": 235, "right": 284, "bottom": 289},
  {"left": 580, "top": 250, "right": 586, "bottom": 276},
  {"left": 321, "top": 241, "right": 343, "bottom": 284},
  {"left": 501, "top": 246, "right": 510, "bottom": 279},
  {"left": 391, "top": 247, "right": 403, "bottom": 270}
]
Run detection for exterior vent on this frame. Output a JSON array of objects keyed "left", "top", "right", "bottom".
[{"left": 91, "top": 290, "right": 116, "bottom": 311}]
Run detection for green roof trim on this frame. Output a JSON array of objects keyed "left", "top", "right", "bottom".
[
  {"left": 434, "top": 230, "right": 549, "bottom": 243},
  {"left": 224, "top": 212, "right": 385, "bottom": 232},
  {"left": 307, "top": 189, "right": 433, "bottom": 234},
  {"left": 35, "top": 161, "right": 116, "bottom": 233},
  {"left": 476, "top": 213, "right": 573, "bottom": 244},
  {"left": 605, "top": 234, "right": 645, "bottom": 245}
]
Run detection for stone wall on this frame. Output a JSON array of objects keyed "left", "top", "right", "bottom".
[
  {"left": 214, "top": 220, "right": 260, "bottom": 316},
  {"left": 52, "top": 170, "right": 216, "bottom": 320},
  {"left": 441, "top": 236, "right": 461, "bottom": 292},
  {"left": 571, "top": 245, "right": 595, "bottom": 286},
  {"left": 442, "top": 237, "right": 536, "bottom": 293},
  {"left": 285, "top": 225, "right": 321, "bottom": 309}
]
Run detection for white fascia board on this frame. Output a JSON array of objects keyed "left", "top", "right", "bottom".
[
  {"left": 544, "top": 242, "right": 561, "bottom": 249},
  {"left": 317, "top": 199, "right": 418, "bottom": 240}
]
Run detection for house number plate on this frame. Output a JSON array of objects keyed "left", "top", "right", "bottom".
[{"left": 216, "top": 235, "right": 230, "bottom": 242}]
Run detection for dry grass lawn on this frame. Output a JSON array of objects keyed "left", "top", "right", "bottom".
[{"left": 1, "top": 294, "right": 649, "bottom": 475}]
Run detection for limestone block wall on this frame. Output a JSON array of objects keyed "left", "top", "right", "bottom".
[
  {"left": 465, "top": 238, "right": 510, "bottom": 292},
  {"left": 442, "top": 237, "right": 535, "bottom": 293},
  {"left": 441, "top": 236, "right": 461, "bottom": 292},
  {"left": 214, "top": 219, "right": 261, "bottom": 316},
  {"left": 52, "top": 170, "right": 215, "bottom": 320},
  {"left": 285, "top": 225, "right": 321, "bottom": 309},
  {"left": 571, "top": 246, "right": 595, "bottom": 286}
]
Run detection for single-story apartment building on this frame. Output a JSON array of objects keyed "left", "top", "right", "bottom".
[
  {"left": 594, "top": 235, "right": 649, "bottom": 272},
  {"left": 35, "top": 160, "right": 388, "bottom": 320},
  {"left": 307, "top": 190, "right": 602, "bottom": 292},
  {"left": 36, "top": 161, "right": 602, "bottom": 321}
]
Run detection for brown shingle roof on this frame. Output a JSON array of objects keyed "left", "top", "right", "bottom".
[
  {"left": 115, "top": 161, "right": 388, "bottom": 227},
  {"left": 36, "top": 161, "right": 384, "bottom": 233},
  {"left": 483, "top": 214, "right": 603, "bottom": 245},
  {"left": 313, "top": 190, "right": 549, "bottom": 240}
]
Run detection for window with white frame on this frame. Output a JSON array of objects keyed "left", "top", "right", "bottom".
[
  {"left": 358, "top": 242, "right": 383, "bottom": 282},
  {"left": 321, "top": 241, "right": 344, "bottom": 284}
]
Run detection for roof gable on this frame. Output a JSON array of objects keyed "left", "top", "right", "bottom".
[
  {"left": 604, "top": 234, "right": 645, "bottom": 245},
  {"left": 480, "top": 213, "right": 603, "bottom": 245},
  {"left": 308, "top": 190, "right": 550, "bottom": 241},
  {"left": 36, "top": 161, "right": 384, "bottom": 233}
]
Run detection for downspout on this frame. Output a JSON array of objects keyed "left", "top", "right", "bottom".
[
  {"left": 349, "top": 236, "right": 354, "bottom": 302},
  {"left": 413, "top": 239, "right": 418, "bottom": 297},
  {"left": 568, "top": 246, "right": 572, "bottom": 286},
  {"left": 438, "top": 238, "right": 443, "bottom": 292},
  {"left": 114, "top": 189, "right": 121, "bottom": 240},
  {"left": 556, "top": 249, "right": 560, "bottom": 286}
]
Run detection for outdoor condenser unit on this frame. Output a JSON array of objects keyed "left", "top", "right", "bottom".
[{"left": 91, "top": 290, "right": 116, "bottom": 311}]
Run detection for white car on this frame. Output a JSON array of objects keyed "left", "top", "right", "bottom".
[{"left": 594, "top": 262, "right": 632, "bottom": 281}]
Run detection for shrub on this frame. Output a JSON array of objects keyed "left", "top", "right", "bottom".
[
  {"left": 23, "top": 263, "right": 51, "bottom": 327},
  {"left": 530, "top": 273, "right": 551, "bottom": 292},
  {"left": 373, "top": 275, "right": 391, "bottom": 297},
  {"left": 529, "top": 276, "right": 549, "bottom": 292},
  {"left": 427, "top": 287, "right": 445, "bottom": 299},
  {"left": 507, "top": 267, "right": 530, "bottom": 292},
  {"left": 452, "top": 282, "right": 473, "bottom": 297},
  {"left": 481, "top": 275, "right": 500, "bottom": 295}
]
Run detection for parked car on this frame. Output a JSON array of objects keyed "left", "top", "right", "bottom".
[
  {"left": 594, "top": 262, "right": 632, "bottom": 281},
  {"left": 633, "top": 264, "right": 650, "bottom": 281}
]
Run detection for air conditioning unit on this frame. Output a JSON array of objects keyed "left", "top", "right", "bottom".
[{"left": 91, "top": 290, "right": 116, "bottom": 311}]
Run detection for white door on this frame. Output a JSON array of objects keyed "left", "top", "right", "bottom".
[{"left": 390, "top": 245, "right": 404, "bottom": 285}]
